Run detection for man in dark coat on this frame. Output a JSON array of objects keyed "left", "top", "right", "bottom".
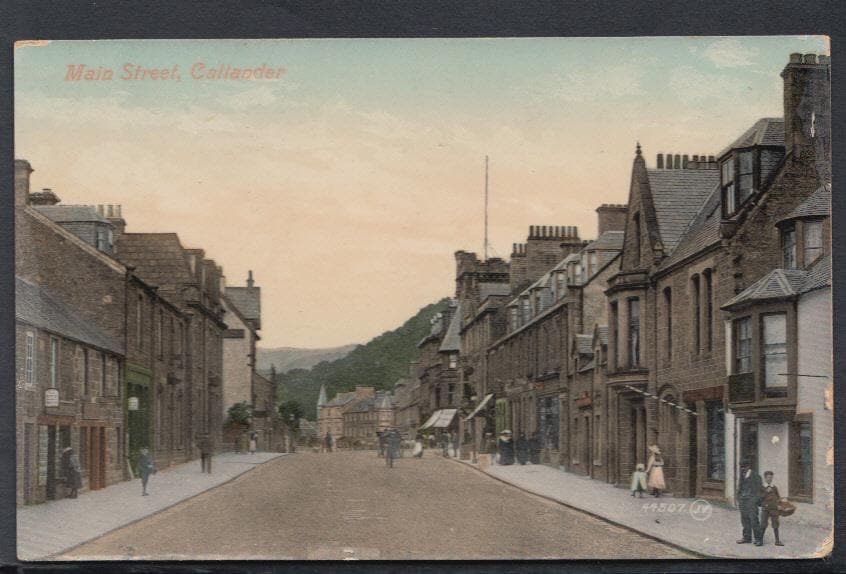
[
  {"left": 759, "top": 470, "right": 784, "bottom": 546},
  {"left": 498, "top": 430, "right": 515, "bottom": 465},
  {"left": 516, "top": 433, "right": 530, "bottom": 465},
  {"left": 529, "top": 431, "right": 542, "bottom": 464},
  {"left": 736, "top": 459, "right": 763, "bottom": 544},
  {"left": 62, "top": 447, "right": 81, "bottom": 498}
]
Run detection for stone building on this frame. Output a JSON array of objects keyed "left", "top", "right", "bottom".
[
  {"left": 416, "top": 301, "right": 461, "bottom": 435},
  {"left": 342, "top": 391, "right": 394, "bottom": 448},
  {"left": 604, "top": 53, "right": 830, "bottom": 502},
  {"left": 15, "top": 277, "right": 125, "bottom": 505},
  {"left": 220, "top": 271, "right": 283, "bottom": 451},
  {"left": 14, "top": 164, "right": 128, "bottom": 505},
  {"left": 317, "top": 386, "right": 379, "bottom": 447}
]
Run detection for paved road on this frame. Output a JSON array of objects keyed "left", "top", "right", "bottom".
[{"left": 62, "top": 451, "right": 694, "bottom": 560}]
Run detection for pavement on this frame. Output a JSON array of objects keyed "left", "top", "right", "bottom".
[
  {"left": 17, "top": 451, "right": 286, "bottom": 561},
  {"left": 451, "top": 455, "right": 833, "bottom": 559},
  {"left": 56, "top": 450, "right": 692, "bottom": 560}
]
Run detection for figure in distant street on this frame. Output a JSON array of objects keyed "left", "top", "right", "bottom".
[
  {"left": 323, "top": 431, "right": 334, "bottom": 453},
  {"left": 439, "top": 432, "right": 449, "bottom": 457},
  {"left": 61, "top": 446, "right": 81, "bottom": 499},
  {"left": 386, "top": 428, "right": 402, "bottom": 468},
  {"left": 413, "top": 433, "right": 424, "bottom": 458},
  {"left": 137, "top": 447, "right": 155, "bottom": 496},
  {"left": 630, "top": 463, "right": 648, "bottom": 498},
  {"left": 758, "top": 470, "right": 785, "bottom": 546},
  {"left": 736, "top": 458, "right": 763, "bottom": 545},
  {"left": 516, "top": 432, "right": 530, "bottom": 465},
  {"left": 498, "top": 430, "right": 515, "bottom": 465},
  {"left": 483, "top": 432, "right": 497, "bottom": 455},
  {"left": 377, "top": 431, "right": 386, "bottom": 457},
  {"left": 529, "top": 431, "right": 542, "bottom": 464},
  {"left": 646, "top": 445, "right": 666, "bottom": 497},
  {"left": 239, "top": 431, "right": 249, "bottom": 454},
  {"left": 249, "top": 431, "right": 257, "bottom": 454},
  {"left": 198, "top": 435, "right": 213, "bottom": 474}
]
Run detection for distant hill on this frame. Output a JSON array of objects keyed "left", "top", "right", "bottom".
[
  {"left": 275, "top": 298, "right": 450, "bottom": 420},
  {"left": 256, "top": 345, "right": 358, "bottom": 374}
]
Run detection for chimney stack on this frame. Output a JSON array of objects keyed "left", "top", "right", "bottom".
[
  {"left": 105, "top": 204, "right": 127, "bottom": 246},
  {"left": 596, "top": 203, "right": 628, "bottom": 235},
  {"left": 28, "top": 188, "right": 61, "bottom": 206},
  {"left": 782, "top": 52, "right": 831, "bottom": 179},
  {"left": 656, "top": 154, "right": 664, "bottom": 169},
  {"left": 247, "top": 270, "right": 255, "bottom": 289},
  {"left": 14, "top": 159, "right": 33, "bottom": 207}
]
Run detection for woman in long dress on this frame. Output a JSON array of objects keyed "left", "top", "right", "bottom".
[
  {"left": 646, "top": 444, "right": 666, "bottom": 497},
  {"left": 412, "top": 433, "right": 424, "bottom": 458}
]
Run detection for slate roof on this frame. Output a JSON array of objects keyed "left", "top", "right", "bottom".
[
  {"left": 439, "top": 300, "right": 462, "bottom": 353},
  {"left": 345, "top": 397, "right": 375, "bottom": 413},
  {"left": 34, "top": 205, "right": 111, "bottom": 224},
  {"left": 647, "top": 169, "right": 720, "bottom": 253},
  {"left": 16, "top": 277, "right": 122, "bottom": 355},
  {"left": 717, "top": 118, "right": 784, "bottom": 159},
  {"left": 584, "top": 230, "right": 625, "bottom": 252},
  {"left": 721, "top": 255, "right": 830, "bottom": 309},
  {"left": 116, "top": 233, "right": 194, "bottom": 295},
  {"left": 226, "top": 286, "right": 261, "bottom": 325},
  {"left": 779, "top": 184, "right": 831, "bottom": 223},
  {"left": 325, "top": 391, "right": 357, "bottom": 407},
  {"left": 657, "top": 185, "right": 722, "bottom": 272},
  {"left": 375, "top": 393, "right": 394, "bottom": 409}
]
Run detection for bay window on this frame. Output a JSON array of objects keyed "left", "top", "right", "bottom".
[
  {"left": 628, "top": 298, "right": 640, "bottom": 367},
  {"left": 721, "top": 159, "right": 735, "bottom": 215},
  {"left": 738, "top": 151, "right": 754, "bottom": 205}
]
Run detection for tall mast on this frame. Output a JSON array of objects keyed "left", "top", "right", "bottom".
[{"left": 484, "top": 155, "right": 489, "bottom": 261}]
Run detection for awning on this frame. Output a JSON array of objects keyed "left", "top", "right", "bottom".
[
  {"left": 463, "top": 393, "right": 494, "bottom": 421},
  {"left": 419, "top": 409, "right": 458, "bottom": 430}
]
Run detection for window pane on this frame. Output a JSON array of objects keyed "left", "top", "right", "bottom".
[
  {"left": 739, "top": 151, "right": 754, "bottom": 174},
  {"left": 783, "top": 228, "right": 797, "bottom": 269},
  {"left": 725, "top": 183, "right": 735, "bottom": 213},
  {"left": 738, "top": 174, "right": 754, "bottom": 202},
  {"left": 762, "top": 314, "right": 788, "bottom": 388},
  {"left": 798, "top": 422, "right": 812, "bottom": 494},
  {"left": 804, "top": 221, "right": 823, "bottom": 264},
  {"left": 735, "top": 318, "right": 752, "bottom": 373}
]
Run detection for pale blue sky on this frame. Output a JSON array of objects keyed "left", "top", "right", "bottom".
[{"left": 14, "top": 37, "right": 829, "bottom": 347}]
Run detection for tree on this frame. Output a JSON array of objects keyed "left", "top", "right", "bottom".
[
  {"left": 226, "top": 401, "right": 251, "bottom": 427},
  {"left": 279, "top": 400, "right": 304, "bottom": 430}
]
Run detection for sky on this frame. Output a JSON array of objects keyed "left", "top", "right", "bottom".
[{"left": 14, "top": 36, "right": 829, "bottom": 348}]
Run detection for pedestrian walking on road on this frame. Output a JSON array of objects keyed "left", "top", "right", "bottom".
[
  {"left": 529, "top": 431, "right": 541, "bottom": 464},
  {"left": 249, "top": 432, "right": 257, "bottom": 454},
  {"left": 736, "top": 458, "right": 763, "bottom": 545},
  {"left": 198, "top": 435, "right": 213, "bottom": 474},
  {"left": 630, "top": 463, "right": 648, "bottom": 497},
  {"left": 439, "top": 432, "right": 449, "bottom": 458},
  {"left": 413, "top": 433, "right": 424, "bottom": 458},
  {"left": 137, "top": 447, "right": 156, "bottom": 496},
  {"left": 758, "top": 470, "right": 785, "bottom": 546},
  {"left": 646, "top": 445, "right": 666, "bottom": 497},
  {"left": 386, "top": 429, "right": 401, "bottom": 468},
  {"left": 516, "top": 433, "right": 530, "bottom": 465},
  {"left": 498, "top": 430, "right": 515, "bottom": 465},
  {"left": 377, "top": 431, "right": 387, "bottom": 457},
  {"left": 323, "top": 432, "right": 334, "bottom": 453}
]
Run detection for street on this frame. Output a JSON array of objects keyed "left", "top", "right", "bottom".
[{"left": 61, "top": 451, "right": 694, "bottom": 560}]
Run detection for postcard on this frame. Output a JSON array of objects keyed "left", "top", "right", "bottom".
[{"left": 13, "top": 36, "right": 832, "bottom": 561}]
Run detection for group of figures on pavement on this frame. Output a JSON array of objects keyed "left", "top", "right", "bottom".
[
  {"left": 628, "top": 445, "right": 665, "bottom": 497},
  {"left": 495, "top": 430, "right": 544, "bottom": 465},
  {"left": 737, "top": 459, "right": 794, "bottom": 547}
]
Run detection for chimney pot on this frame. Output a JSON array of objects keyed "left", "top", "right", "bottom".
[
  {"left": 789, "top": 52, "right": 803, "bottom": 63},
  {"left": 673, "top": 154, "right": 681, "bottom": 169},
  {"left": 656, "top": 153, "right": 664, "bottom": 169},
  {"left": 708, "top": 155, "right": 715, "bottom": 163},
  {"left": 803, "top": 53, "right": 817, "bottom": 64},
  {"left": 682, "top": 154, "right": 689, "bottom": 168},
  {"left": 818, "top": 54, "right": 830, "bottom": 65}
]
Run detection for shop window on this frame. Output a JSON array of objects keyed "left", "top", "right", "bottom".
[
  {"left": 762, "top": 313, "right": 788, "bottom": 394},
  {"left": 791, "top": 419, "right": 813, "bottom": 499},
  {"left": 706, "top": 400, "right": 725, "bottom": 481},
  {"left": 628, "top": 298, "right": 640, "bottom": 367},
  {"left": 804, "top": 221, "right": 823, "bottom": 266},
  {"left": 782, "top": 226, "right": 797, "bottom": 269},
  {"left": 734, "top": 317, "right": 752, "bottom": 374}
]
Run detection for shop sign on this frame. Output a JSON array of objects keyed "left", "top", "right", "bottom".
[{"left": 44, "top": 388, "right": 59, "bottom": 408}]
